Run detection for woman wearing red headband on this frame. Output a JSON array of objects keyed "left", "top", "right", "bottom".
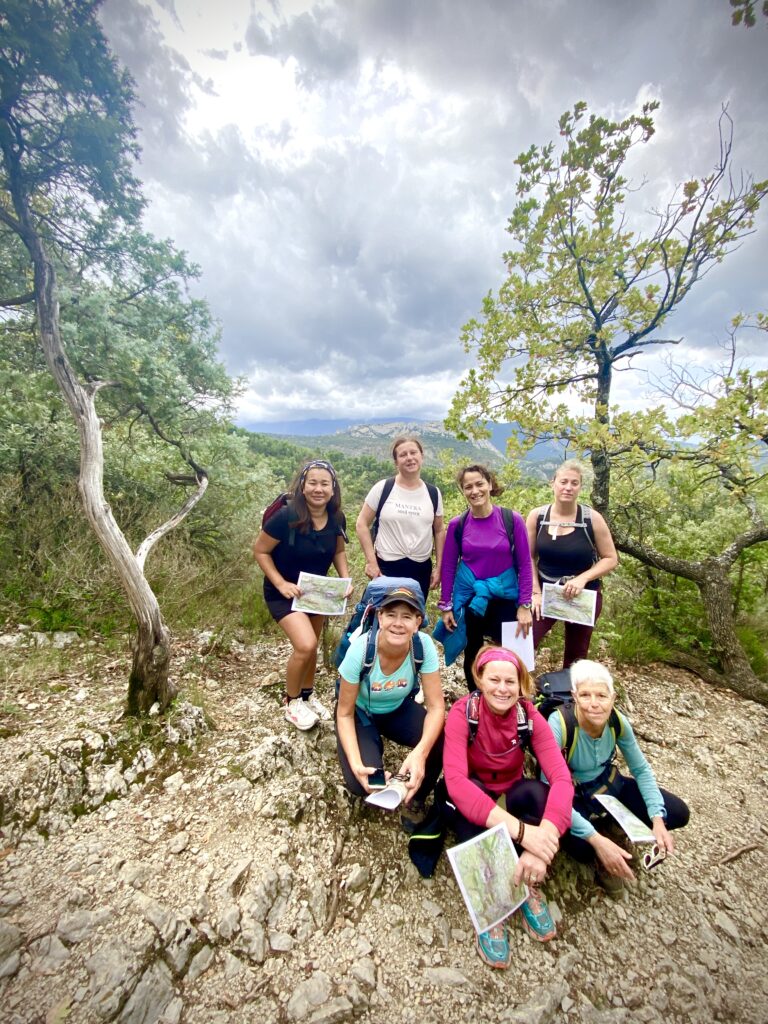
[{"left": 443, "top": 645, "right": 573, "bottom": 967}]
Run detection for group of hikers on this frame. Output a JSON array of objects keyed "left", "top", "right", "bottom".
[{"left": 252, "top": 437, "right": 690, "bottom": 969}]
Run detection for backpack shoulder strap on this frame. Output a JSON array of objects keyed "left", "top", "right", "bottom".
[
  {"left": 425, "top": 482, "right": 439, "bottom": 516},
  {"left": 610, "top": 708, "right": 625, "bottom": 743},
  {"left": 500, "top": 507, "right": 516, "bottom": 552},
  {"left": 558, "top": 704, "right": 580, "bottom": 764},
  {"left": 359, "top": 620, "right": 379, "bottom": 685},
  {"left": 578, "top": 504, "right": 598, "bottom": 558},
  {"left": 536, "top": 504, "right": 553, "bottom": 540},
  {"left": 454, "top": 509, "right": 470, "bottom": 558},
  {"left": 516, "top": 700, "right": 533, "bottom": 751},
  {"left": 465, "top": 691, "right": 482, "bottom": 746},
  {"left": 372, "top": 477, "right": 396, "bottom": 538}
]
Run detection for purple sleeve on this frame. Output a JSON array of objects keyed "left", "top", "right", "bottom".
[
  {"left": 529, "top": 704, "right": 574, "bottom": 835},
  {"left": 512, "top": 511, "right": 533, "bottom": 604},
  {"left": 443, "top": 700, "right": 497, "bottom": 826},
  {"left": 440, "top": 517, "right": 461, "bottom": 604}
]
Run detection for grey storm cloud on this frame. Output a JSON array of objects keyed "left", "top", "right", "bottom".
[{"left": 99, "top": 0, "right": 768, "bottom": 424}]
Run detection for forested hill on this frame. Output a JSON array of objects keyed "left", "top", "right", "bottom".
[{"left": 250, "top": 419, "right": 566, "bottom": 477}]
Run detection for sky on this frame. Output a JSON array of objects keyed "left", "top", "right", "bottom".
[{"left": 98, "top": 0, "right": 768, "bottom": 432}]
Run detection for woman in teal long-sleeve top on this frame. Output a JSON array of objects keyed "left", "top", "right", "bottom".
[{"left": 547, "top": 659, "right": 689, "bottom": 891}]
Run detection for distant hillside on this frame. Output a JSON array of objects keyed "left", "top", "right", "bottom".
[{"left": 270, "top": 420, "right": 506, "bottom": 469}]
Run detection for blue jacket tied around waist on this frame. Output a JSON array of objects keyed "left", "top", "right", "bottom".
[{"left": 432, "top": 561, "right": 519, "bottom": 665}]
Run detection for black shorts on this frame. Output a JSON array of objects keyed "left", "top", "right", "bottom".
[{"left": 265, "top": 595, "right": 296, "bottom": 622}]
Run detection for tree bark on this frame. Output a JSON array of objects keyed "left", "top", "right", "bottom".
[
  {"left": 615, "top": 532, "right": 768, "bottom": 705},
  {"left": 7, "top": 181, "right": 179, "bottom": 714}
]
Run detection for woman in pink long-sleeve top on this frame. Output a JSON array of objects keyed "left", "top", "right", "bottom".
[{"left": 443, "top": 646, "right": 573, "bottom": 967}]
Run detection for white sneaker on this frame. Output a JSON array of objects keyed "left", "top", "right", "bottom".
[
  {"left": 285, "top": 697, "right": 319, "bottom": 731},
  {"left": 304, "top": 691, "right": 332, "bottom": 721}
]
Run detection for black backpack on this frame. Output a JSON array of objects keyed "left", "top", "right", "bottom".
[
  {"left": 534, "top": 668, "right": 623, "bottom": 766},
  {"left": 372, "top": 477, "right": 439, "bottom": 540}
]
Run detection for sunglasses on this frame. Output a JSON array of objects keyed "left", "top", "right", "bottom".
[{"left": 642, "top": 843, "right": 666, "bottom": 871}]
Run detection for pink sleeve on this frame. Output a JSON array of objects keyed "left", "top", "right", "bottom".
[
  {"left": 529, "top": 704, "right": 574, "bottom": 835},
  {"left": 443, "top": 700, "right": 497, "bottom": 827}
]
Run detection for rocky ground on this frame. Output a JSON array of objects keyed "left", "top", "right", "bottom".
[{"left": 0, "top": 625, "right": 766, "bottom": 1024}]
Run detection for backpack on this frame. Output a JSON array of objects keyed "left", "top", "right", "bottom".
[
  {"left": 535, "top": 504, "right": 597, "bottom": 580},
  {"left": 465, "top": 690, "right": 532, "bottom": 752},
  {"left": 262, "top": 494, "right": 347, "bottom": 548},
  {"left": 372, "top": 477, "right": 439, "bottom": 540},
  {"left": 534, "top": 668, "right": 623, "bottom": 766},
  {"left": 333, "top": 576, "right": 426, "bottom": 675},
  {"left": 453, "top": 506, "right": 517, "bottom": 559}
]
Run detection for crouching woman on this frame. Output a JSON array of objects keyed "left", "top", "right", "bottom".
[
  {"left": 443, "top": 646, "right": 574, "bottom": 967},
  {"left": 335, "top": 585, "right": 445, "bottom": 827},
  {"left": 548, "top": 659, "right": 690, "bottom": 892}
]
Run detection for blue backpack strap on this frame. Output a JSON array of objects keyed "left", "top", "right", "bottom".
[{"left": 372, "top": 477, "right": 396, "bottom": 540}]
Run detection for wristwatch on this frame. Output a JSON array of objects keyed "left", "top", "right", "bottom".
[{"left": 519, "top": 602, "right": 532, "bottom": 610}]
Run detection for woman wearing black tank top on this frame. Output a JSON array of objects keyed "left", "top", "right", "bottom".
[{"left": 526, "top": 462, "right": 618, "bottom": 668}]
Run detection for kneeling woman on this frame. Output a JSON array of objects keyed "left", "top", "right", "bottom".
[
  {"left": 336, "top": 585, "right": 445, "bottom": 822},
  {"left": 443, "top": 647, "right": 573, "bottom": 966},
  {"left": 548, "top": 660, "right": 690, "bottom": 891}
]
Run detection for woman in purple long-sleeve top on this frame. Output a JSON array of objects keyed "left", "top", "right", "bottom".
[{"left": 438, "top": 465, "right": 533, "bottom": 691}]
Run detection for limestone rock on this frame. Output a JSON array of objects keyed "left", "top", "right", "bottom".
[{"left": 286, "top": 971, "right": 333, "bottom": 1020}]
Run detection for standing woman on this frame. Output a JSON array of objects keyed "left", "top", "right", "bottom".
[
  {"left": 526, "top": 461, "right": 618, "bottom": 668},
  {"left": 253, "top": 460, "right": 350, "bottom": 732},
  {"left": 436, "top": 465, "right": 533, "bottom": 691},
  {"left": 356, "top": 436, "right": 445, "bottom": 601}
]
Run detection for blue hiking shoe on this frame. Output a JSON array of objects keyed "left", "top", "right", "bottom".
[
  {"left": 520, "top": 885, "right": 556, "bottom": 942},
  {"left": 475, "top": 923, "right": 512, "bottom": 968}
]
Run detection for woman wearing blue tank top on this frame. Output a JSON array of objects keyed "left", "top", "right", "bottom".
[{"left": 526, "top": 462, "right": 618, "bottom": 668}]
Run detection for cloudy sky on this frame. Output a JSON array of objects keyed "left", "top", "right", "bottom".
[{"left": 99, "top": 0, "right": 768, "bottom": 431}]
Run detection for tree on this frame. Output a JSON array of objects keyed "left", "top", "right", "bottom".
[
  {"left": 0, "top": 0, "right": 230, "bottom": 712},
  {"left": 729, "top": 0, "right": 768, "bottom": 28},
  {"left": 447, "top": 101, "right": 768, "bottom": 703}
]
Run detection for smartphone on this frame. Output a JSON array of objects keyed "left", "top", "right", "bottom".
[{"left": 368, "top": 768, "right": 387, "bottom": 789}]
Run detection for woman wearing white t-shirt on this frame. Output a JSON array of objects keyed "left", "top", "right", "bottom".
[{"left": 356, "top": 436, "right": 445, "bottom": 600}]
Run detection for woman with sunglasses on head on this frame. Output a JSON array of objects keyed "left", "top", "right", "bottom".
[
  {"left": 356, "top": 436, "right": 445, "bottom": 601},
  {"left": 443, "top": 646, "right": 573, "bottom": 967},
  {"left": 546, "top": 660, "right": 689, "bottom": 893},
  {"left": 436, "top": 464, "right": 533, "bottom": 692},
  {"left": 253, "top": 459, "right": 351, "bottom": 731}
]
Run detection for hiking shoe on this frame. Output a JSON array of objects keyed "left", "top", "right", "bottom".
[
  {"left": 596, "top": 862, "right": 625, "bottom": 895},
  {"left": 303, "top": 691, "right": 331, "bottom": 721},
  {"left": 475, "top": 923, "right": 512, "bottom": 968},
  {"left": 285, "top": 697, "right": 319, "bottom": 731},
  {"left": 400, "top": 800, "right": 427, "bottom": 834},
  {"left": 520, "top": 885, "right": 556, "bottom": 942}
]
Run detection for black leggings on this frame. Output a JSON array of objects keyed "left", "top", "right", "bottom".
[
  {"left": 376, "top": 556, "right": 432, "bottom": 602},
  {"left": 442, "top": 776, "right": 551, "bottom": 845},
  {"left": 563, "top": 774, "right": 690, "bottom": 863},
  {"left": 463, "top": 597, "right": 519, "bottom": 692},
  {"left": 336, "top": 697, "right": 443, "bottom": 805}
]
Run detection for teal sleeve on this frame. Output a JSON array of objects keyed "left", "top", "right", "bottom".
[
  {"left": 419, "top": 633, "right": 440, "bottom": 674},
  {"left": 617, "top": 714, "right": 666, "bottom": 819},
  {"left": 338, "top": 634, "right": 364, "bottom": 686}
]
